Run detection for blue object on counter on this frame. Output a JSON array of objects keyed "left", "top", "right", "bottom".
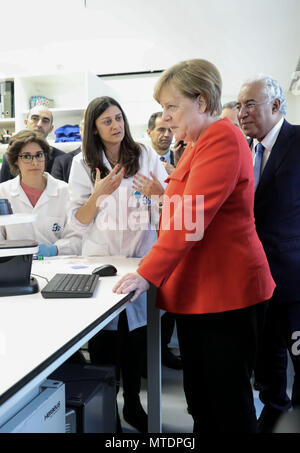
[
  {"left": 0, "top": 199, "right": 13, "bottom": 215},
  {"left": 71, "top": 265, "right": 88, "bottom": 269},
  {"left": 38, "top": 243, "right": 57, "bottom": 257}
]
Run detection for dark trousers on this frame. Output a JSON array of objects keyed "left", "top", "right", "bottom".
[
  {"left": 255, "top": 296, "right": 300, "bottom": 412},
  {"left": 89, "top": 310, "right": 146, "bottom": 400},
  {"left": 175, "top": 302, "right": 267, "bottom": 433}
]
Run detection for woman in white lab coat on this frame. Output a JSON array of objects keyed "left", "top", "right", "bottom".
[
  {"left": 68, "top": 96, "right": 168, "bottom": 432},
  {"left": 0, "top": 130, "right": 81, "bottom": 256}
]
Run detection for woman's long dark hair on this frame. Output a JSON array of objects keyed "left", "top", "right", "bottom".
[{"left": 83, "top": 96, "right": 141, "bottom": 182}]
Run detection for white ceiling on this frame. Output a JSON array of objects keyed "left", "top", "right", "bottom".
[{"left": 1, "top": 0, "right": 299, "bottom": 100}]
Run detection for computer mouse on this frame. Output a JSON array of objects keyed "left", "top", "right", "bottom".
[{"left": 92, "top": 264, "right": 117, "bottom": 277}]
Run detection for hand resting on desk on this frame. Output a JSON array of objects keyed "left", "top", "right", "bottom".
[{"left": 113, "top": 272, "right": 150, "bottom": 302}]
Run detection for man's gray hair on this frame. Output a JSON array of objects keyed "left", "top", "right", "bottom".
[{"left": 244, "top": 75, "right": 287, "bottom": 116}]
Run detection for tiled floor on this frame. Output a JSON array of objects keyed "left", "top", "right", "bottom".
[
  {"left": 117, "top": 348, "right": 294, "bottom": 434},
  {"left": 82, "top": 334, "right": 295, "bottom": 434},
  {"left": 117, "top": 350, "right": 193, "bottom": 433}
]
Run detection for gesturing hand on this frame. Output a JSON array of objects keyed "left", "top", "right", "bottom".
[
  {"left": 132, "top": 171, "right": 164, "bottom": 198},
  {"left": 93, "top": 164, "right": 125, "bottom": 201},
  {"left": 113, "top": 272, "right": 150, "bottom": 302}
]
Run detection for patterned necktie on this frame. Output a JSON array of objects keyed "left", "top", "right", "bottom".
[
  {"left": 254, "top": 143, "right": 265, "bottom": 191},
  {"left": 160, "top": 156, "right": 166, "bottom": 162}
]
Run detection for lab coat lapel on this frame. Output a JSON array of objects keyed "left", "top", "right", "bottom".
[
  {"left": 33, "top": 173, "right": 57, "bottom": 209},
  {"left": 11, "top": 176, "right": 33, "bottom": 208}
]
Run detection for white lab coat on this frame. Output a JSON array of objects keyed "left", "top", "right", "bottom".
[
  {"left": 0, "top": 173, "right": 82, "bottom": 255},
  {"left": 68, "top": 144, "right": 168, "bottom": 330}
]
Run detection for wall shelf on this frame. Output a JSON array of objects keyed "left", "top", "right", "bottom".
[
  {"left": 1, "top": 72, "right": 117, "bottom": 143},
  {"left": 0, "top": 118, "right": 15, "bottom": 124}
]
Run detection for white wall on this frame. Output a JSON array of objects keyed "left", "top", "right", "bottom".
[
  {"left": 102, "top": 73, "right": 300, "bottom": 142},
  {"left": 0, "top": 0, "right": 299, "bottom": 137},
  {"left": 286, "top": 94, "right": 300, "bottom": 125},
  {"left": 0, "top": 0, "right": 299, "bottom": 91},
  {"left": 100, "top": 74, "right": 161, "bottom": 141},
  {"left": 284, "top": 60, "right": 300, "bottom": 124}
]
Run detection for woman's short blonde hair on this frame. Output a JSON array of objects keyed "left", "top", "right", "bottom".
[{"left": 154, "top": 59, "right": 222, "bottom": 116}]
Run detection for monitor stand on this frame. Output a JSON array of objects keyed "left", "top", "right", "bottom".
[{"left": 0, "top": 275, "right": 39, "bottom": 297}]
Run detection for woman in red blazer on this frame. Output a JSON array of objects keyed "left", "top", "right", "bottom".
[{"left": 114, "top": 59, "right": 275, "bottom": 433}]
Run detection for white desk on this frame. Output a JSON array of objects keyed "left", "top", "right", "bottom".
[{"left": 0, "top": 255, "right": 161, "bottom": 433}]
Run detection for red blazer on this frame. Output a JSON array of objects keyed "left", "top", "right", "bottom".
[{"left": 138, "top": 118, "right": 275, "bottom": 314}]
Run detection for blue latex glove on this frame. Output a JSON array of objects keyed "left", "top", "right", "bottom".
[{"left": 38, "top": 243, "right": 58, "bottom": 257}]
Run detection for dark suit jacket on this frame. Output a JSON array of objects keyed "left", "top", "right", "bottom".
[
  {"left": 51, "top": 147, "right": 81, "bottom": 183},
  {"left": 254, "top": 119, "right": 300, "bottom": 301},
  {"left": 0, "top": 146, "right": 65, "bottom": 183}
]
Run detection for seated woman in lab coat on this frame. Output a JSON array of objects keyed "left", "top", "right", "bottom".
[
  {"left": 68, "top": 96, "right": 168, "bottom": 433},
  {"left": 0, "top": 130, "right": 82, "bottom": 256}
]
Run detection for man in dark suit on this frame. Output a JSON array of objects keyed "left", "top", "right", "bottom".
[
  {"left": 0, "top": 105, "right": 64, "bottom": 182},
  {"left": 51, "top": 146, "right": 81, "bottom": 182},
  {"left": 237, "top": 76, "right": 300, "bottom": 432},
  {"left": 147, "top": 112, "right": 175, "bottom": 174}
]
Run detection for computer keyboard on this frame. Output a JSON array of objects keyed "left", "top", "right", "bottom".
[{"left": 41, "top": 273, "right": 99, "bottom": 299}]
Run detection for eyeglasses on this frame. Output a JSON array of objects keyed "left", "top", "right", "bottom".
[
  {"left": 18, "top": 151, "right": 45, "bottom": 163},
  {"left": 236, "top": 101, "right": 269, "bottom": 113}
]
